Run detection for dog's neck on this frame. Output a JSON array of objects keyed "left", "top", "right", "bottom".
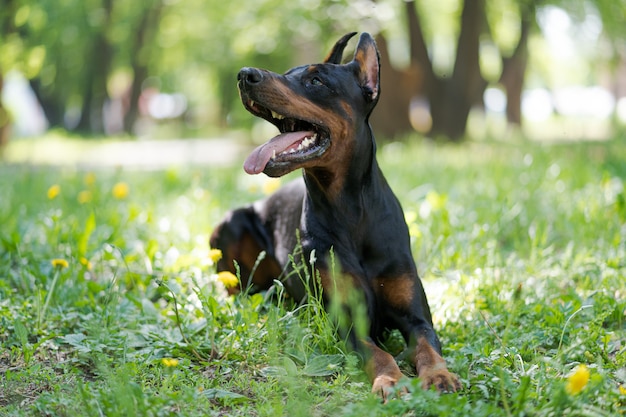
[{"left": 302, "top": 123, "right": 386, "bottom": 229}]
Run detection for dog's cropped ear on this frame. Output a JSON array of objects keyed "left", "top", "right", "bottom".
[
  {"left": 324, "top": 32, "right": 358, "bottom": 64},
  {"left": 351, "top": 33, "right": 380, "bottom": 103}
]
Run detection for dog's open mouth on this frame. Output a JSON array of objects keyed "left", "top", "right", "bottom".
[{"left": 242, "top": 99, "right": 330, "bottom": 175}]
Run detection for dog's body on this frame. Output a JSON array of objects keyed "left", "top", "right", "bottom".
[{"left": 210, "top": 32, "right": 460, "bottom": 399}]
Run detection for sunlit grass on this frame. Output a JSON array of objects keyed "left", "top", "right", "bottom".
[{"left": 0, "top": 137, "right": 625, "bottom": 416}]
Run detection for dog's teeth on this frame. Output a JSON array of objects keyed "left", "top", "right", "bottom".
[
  {"left": 301, "top": 135, "right": 316, "bottom": 149},
  {"left": 272, "top": 150, "right": 276, "bottom": 160},
  {"left": 250, "top": 100, "right": 255, "bottom": 107},
  {"left": 271, "top": 110, "right": 284, "bottom": 120},
  {"left": 276, "top": 134, "right": 319, "bottom": 157}
]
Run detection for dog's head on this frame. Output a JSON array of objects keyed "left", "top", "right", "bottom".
[{"left": 238, "top": 32, "right": 380, "bottom": 180}]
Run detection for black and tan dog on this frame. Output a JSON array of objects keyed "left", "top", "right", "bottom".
[{"left": 210, "top": 32, "right": 461, "bottom": 399}]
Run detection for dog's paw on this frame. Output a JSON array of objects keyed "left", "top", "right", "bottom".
[
  {"left": 371, "top": 375, "right": 408, "bottom": 403},
  {"left": 419, "top": 365, "right": 462, "bottom": 393}
]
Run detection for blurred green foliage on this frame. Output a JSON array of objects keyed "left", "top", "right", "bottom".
[
  {"left": 0, "top": 0, "right": 362, "bottom": 135},
  {"left": 1, "top": 0, "right": 625, "bottom": 138}
]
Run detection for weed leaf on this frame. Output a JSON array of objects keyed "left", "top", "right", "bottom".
[
  {"left": 260, "top": 356, "right": 300, "bottom": 377},
  {"left": 14, "top": 318, "right": 28, "bottom": 346},
  {"left": 259, "top": 366, "right": 289, "bottom": 377},
  {"left": 202, "top": 388, "right": 249, "bottom": 404},
  {"left": 78, "top": 212, "right": 96, "bottom": 257},
  {"left": 62, "top": 333, "right": 91, "bottom": 353},
  {"left": 303, "top": 354, "right": 344, "bottom": 377}
]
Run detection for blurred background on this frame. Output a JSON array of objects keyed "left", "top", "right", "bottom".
[{"left": 1, "top": 0, "right": 625, "bottom": 151}]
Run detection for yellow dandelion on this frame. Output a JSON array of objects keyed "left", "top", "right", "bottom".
[
  {"left": 161, "top": 358, "right": 179, "bottom": 367},
  {"left": 619, "top": 385, "right": 626, "bottom": 395},
  {"left": 79, "top": 257, "right": 93, "bottom": 270},
  {"left": 84, "top": 172, "right": 96, "bottom": 186},
  {"left": 51, "top": 258, "right": 69, "bottom": 269},
  {"left": 208, "top": 249, "right": 223, "bottom": 263},
  {"left": 262, "top": 178, "right": 281, "bottom": 195},
  {"left": 47, "top": 184, "right": 61, "bottom": 200},
  {"left": 426, "top": 190, "right": 447, "bottom": 211},
  {"left": 112, "top": 182, "right": 129, "bottom": 199},
  {"left": 77, "top": 190, "right": 93, "bottom": 204},
  {"left": 404, "top": 210, "right": 417, "bottom": 225},
  {"left": 217, "top": 271, "right": 239, "bottom": 288},
  {"left": 566, "top": 364, "right": 590, "bottom": 395}
]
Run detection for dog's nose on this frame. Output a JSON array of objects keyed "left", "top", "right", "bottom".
[{"left": 238, "top": 67, "right": 264, "bottom": 85}]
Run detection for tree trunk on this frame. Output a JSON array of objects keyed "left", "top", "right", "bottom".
[
  {"left": 1, "top": 0, "right": 16, "bottom": 150},
  {"left": 76, "top": 0, "right": 114, "bottom": 134},
  {"left": 29, "top": 78, "right": 65, "bottom": 128},
  {"left": 123, "top": 2, "right": 163, "bottom": 134},
  {"left": 0, "top": 72, "right": 9, "bottom": 152},
  {"left": 429, "top": 0, "right": 487, "bottom": 140},
  {"left": 404, "top": 0, "right": 487, "bottom": 141},
  {"left": 369, "top": 35, "right": 420, "bottom": 140},
  {"left": 406, "top": 0, "right": 434, "bottom": 81},
  {"left": 217, "top": 67, "right": 237, "bottom": 129},
  {"left": 499, "top": 7, "right": 532, "bottom": 126}
]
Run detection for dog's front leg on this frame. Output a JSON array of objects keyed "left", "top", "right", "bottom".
[
  {"left": 412, "top": 334, "right": 462, "bottom": 392},
  {"left": 373, "top": 273, "right": 462, "bottom": 393},
  {"left": 363, "top": 339, "right": 407, "bottom": 402}
]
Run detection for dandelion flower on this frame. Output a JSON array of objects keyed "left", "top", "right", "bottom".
[
  {"left": 619, "top": 385, "right": 626, "bottom": 396},
  {"left": 112, "top": 182, "right": 129, "bottom": 199},
  {"left": 217, "top": 271, "right": 239, "bottom": 288},
  {"left": 51, "top": 258, "right": 69, "bottom": 269},
  {"left": 77, "top": 190, "right": 93, "bottom": 204},
  {"left": 47, "top": 184, "right": 61, "bottom": 200},
  {"left": 79, "top": 257, "right": 93, "bottom": 270},
  {"left": 566, "top": 364, "right": 590, "bottom": 395},
  {"left": 84, "top": 172, "right": 96, "bottom": 186},
  {"left": 262, "top": 178, "right": 281, "bottom": 195},
  {"left": 208, "top": 249, "right": 223, "bottom": 263},
  {"left": 426, "top": 190, "right": 447, "bottom": 211},
  {"left": 161, "top": 358, "right": 179, "bottom": 367}
]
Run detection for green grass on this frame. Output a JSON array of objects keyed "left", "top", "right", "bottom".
[{"left": 1, "top": 137, "right": 625, "bottom": 416}]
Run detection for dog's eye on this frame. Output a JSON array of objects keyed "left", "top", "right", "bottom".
[{"left": 310, "top": 77, "right": 324, "bottom": 86}]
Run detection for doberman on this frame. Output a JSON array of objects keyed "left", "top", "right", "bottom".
[{"left": 210, "top": 32, "right": 461, "bottom": 400}]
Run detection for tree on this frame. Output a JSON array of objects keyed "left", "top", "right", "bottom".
[
  {"left": 14, "top": 0, "right": 353, "bottom": 136},
  {"left": 0, "top": 0, "right": 20, "bottom": 148},
  {"left": 75, "top": 0, "right": 114, "bottom": 133},
  {"left": 421, "top": 0, "right": 487, "bottom": 140},
  {"left": 496, "top": 2, "right": 534, "bottom": 126},
  {"left": 372, "top": 0, "right": 489, "bottom": 141},
  {"left": 26, "top": 0, "right": 103, "bottom": 130},
  {"left": 0, "top": 71, "right": 8, "bottom": 152},
  {"left": 7, "top": 0, "right": 624, "bottom": 140},
  {"left": 370, "top": 34, "right": 420, "bottom": 139},
  {"left": 10, "top": 0, "right": 166, "bottom": 135},
  {"left": 122, "top": 0, "right": 164, "bottom": 134},
  {"left": 372, "top": 0, "right": 494, "bottom": 141},
  {"left": 373, "top": 0, "right": 626, "bottom": 141}
]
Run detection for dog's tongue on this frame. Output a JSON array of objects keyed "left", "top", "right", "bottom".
[{"left": 243, "top": 131, "right": 314, "bottom": 174}]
